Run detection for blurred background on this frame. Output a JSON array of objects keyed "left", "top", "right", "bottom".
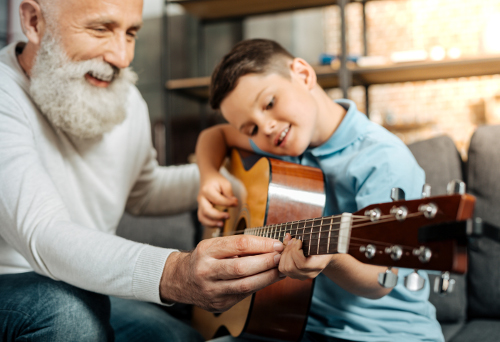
[{"left": 3, "top": 0, "right": 500, "bottom": 164}]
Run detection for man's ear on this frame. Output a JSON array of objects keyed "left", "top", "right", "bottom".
[
  {"left": 290, "top": 58, "right": 317, "bottom": 90},
  {"left": 19, "top": 0, "right": 46, "bottom": 45}
]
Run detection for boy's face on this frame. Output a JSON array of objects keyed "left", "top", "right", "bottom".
[{"left": 220, "top": 63, "right": 321, "bottom": 157}]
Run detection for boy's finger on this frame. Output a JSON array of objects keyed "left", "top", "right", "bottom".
[
  {"left": 199, "top": 197, "right": 230, "bottom": 220},
  {"left": 205, "top": 190, "right": 238, "bottom": 208},
  {"left": 220, "top": 182, "right": 238, "bottom": 205}
]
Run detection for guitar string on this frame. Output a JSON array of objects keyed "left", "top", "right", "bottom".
[
  {"left": 239, "top": 213, "right": 422, "bottom": 235},
  {"left": 234, "top": 212, "right": 424, "bottom": 237}
]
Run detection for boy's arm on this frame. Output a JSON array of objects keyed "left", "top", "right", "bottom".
[{"left": 195, "top": 124, "right": 253, "bottom": 227}]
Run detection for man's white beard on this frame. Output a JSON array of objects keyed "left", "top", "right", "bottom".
[{"left": 30, "top": 33, "right": 138, "bottom": 139}]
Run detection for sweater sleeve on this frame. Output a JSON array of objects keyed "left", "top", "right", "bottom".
[
  {"left": 124, "top": 130, "right": 200, "bottom": 216},
  {"left": 0, "top": 88, "right": 173, "bottom": 304}
]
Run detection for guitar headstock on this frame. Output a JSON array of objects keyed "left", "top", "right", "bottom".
[{"left": 349, "top": 190, "right": 476, "bottom": 274}]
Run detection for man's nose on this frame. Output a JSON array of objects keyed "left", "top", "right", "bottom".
[{"left": 104, "top": 34, "right": 134, "bottom": 69}]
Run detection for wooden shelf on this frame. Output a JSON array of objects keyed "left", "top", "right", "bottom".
[
  {"left": 169, "top": 0, "right": 338, "bottom": 21},
  {"left": 383, "top": 122, "right": 434, "bottom": 132},
  {"left": 351, "top": 54, "right": 500, "bottom": 85},
  {"left": 166, "top": 55, "right": 500, "bottom": 99}
]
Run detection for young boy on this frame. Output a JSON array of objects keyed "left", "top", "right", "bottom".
[{"left": 196, "top": 39, "right": 444, "bottom": 342}]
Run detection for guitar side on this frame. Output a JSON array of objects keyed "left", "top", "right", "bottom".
[{"left": 192, "top": 150, "right": 326, "bottom": 341}]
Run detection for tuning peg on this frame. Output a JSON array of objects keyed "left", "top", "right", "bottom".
[
  {"left": 378, "top": 267, "right": 398, "bottom": 288},
  {"left": 446, "top": 180, "right": 466, "bottom": 195},
  {"left": 433, "top": 271, "right": 455, "bottom": 295},
  {"left": 404, "top": 270, "right": 425, "bottom": 291},
  {"left": 391, "top": 188, "right": 405, "bottom": 202},
  {"left": 421, "top": 184, "right": 431, "bottom": 198}
]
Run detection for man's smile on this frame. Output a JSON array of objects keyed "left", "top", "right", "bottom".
[{"left": 85, "top": 72, "right": 112, "bottom": 88}]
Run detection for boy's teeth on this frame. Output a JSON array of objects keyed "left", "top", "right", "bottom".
[{"left": 278, "top": 126, "right": 289, "bottom": 143}]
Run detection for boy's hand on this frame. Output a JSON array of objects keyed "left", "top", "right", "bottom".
[
  {"left": 279, "top": 233, "right": 334, "bottom": 281},
  {"left": 198, "top": 172, "right": 238, "bottom": 227}
]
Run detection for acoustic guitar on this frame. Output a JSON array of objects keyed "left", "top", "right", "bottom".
[{"left": 192, "top": 149, "right": 475, "bottom": 342}]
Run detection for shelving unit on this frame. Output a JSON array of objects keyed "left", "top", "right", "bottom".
[{"left": 162, "top": 0, "right": 500, "bottom": 164}]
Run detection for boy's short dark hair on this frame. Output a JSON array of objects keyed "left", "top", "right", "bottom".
[{"left": 209, "top": 39, "right": 295, "bottom": 110}]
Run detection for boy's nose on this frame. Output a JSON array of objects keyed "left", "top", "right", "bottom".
[{"left": 262, "top": 119, "right": 277, "bottom": 135}]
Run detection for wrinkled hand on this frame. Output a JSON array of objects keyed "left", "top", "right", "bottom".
[
  {"left": 279, "top": 233, "right": 334, "bottom": 281},
  {"left": 160, "top": 235, "right": 284, "bottom": 312},
  {"left": 198, "top": 172, "right": 238, "bottom": 227}
]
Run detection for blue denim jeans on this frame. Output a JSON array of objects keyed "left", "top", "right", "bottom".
[{"left": 0, "top": 272, "right": 204, "bottom": 342}]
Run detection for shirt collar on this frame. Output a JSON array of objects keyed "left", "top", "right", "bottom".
[{"left": 306, "top": 99, "right": 370, "bottom": 157}]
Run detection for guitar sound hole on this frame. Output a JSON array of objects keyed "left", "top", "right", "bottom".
[{"left": 236, "top": 218, "right": 247, "bottom": 233}]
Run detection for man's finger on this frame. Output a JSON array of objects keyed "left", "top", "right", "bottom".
[
  {"left": 222, "top": 268, "right": 283, "bottom": 296},
  {"left": 208, "top": 235, "right": 284, "bottom": 259},
  {"left": 214, "top": 252, "right": 280, "bottom": 280}
]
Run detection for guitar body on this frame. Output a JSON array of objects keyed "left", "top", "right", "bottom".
[{"left": 192, "top": 150, "right": 326, "bottom": 341}]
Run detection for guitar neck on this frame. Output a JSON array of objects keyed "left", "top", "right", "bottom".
[{"left": 244, "top": 213, "right": 353, "bottom": 257}]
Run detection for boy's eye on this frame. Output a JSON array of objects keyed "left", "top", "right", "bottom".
[
  {"left": 265, "top": 97, "right": 274, "bottom": 110},
  {"left": 249, "top": 125, "right": 258, "bottom": 136}
]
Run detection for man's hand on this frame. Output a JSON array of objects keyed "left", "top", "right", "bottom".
[
  {"left": 160, "top": 235, "right": 284, "bottom": 312},
  {"left": 197, "top": 172, "right": 238, "bottom": 227}
]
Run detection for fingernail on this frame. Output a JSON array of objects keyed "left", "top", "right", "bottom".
[
  {"left": 274, "top": 254, "right": 281, "bottom": 265},
  {"left": 289, "top": 239, "right": 295, "bottom": 246},
  {"left": 273, "top": 241, "right": 283, "bottom": 251}
]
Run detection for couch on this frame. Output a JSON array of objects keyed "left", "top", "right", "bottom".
[
  {"left": 117, "top": 124, "right": 500, "bottom": 341},
  {"left": 408, "top": 125, "right": 500, "bottom": 342}
]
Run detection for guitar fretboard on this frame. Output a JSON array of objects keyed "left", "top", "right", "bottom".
[{"left": 244, "top": 213, "right": 352, "bottom": 257}]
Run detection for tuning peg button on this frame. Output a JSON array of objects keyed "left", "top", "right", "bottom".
[
  {"left": 422, "top": 184, "right": 431, "bottom": 198},
  {"left": 447, "top": 180, "right": 466, "bottom": 195},
  {"left": 433, "top": 271, "right": 455, "bottom": 295},
  {"left": 404, "top": 270, "right": 425, "bottom": 291},
  {"left": 378, "top": 268, "right": 398, "bottom": 288},
  {"left": 391, "top": 188, "right": 405, "bottom": 202}
]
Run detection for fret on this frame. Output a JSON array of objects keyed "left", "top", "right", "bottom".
[
  {"left": 302, "top": 219, "right": 313, "bottom": 257},
  {"left": 308, "top": 218, "right": 321, "bottom": 256},
  {"left": 327, "top": 217, "right": 332, "bottom": 254},
  {"left": 327, "top": 216, "right": 342, "bottom": 254}
]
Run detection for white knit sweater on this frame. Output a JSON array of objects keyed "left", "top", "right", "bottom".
[{"left": 0, "top": 43, "right": 200, "bottom": 304}]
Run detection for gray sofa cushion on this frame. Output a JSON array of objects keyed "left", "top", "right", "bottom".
[
  {"left": 408, "top": 135, "right": 467, "bottom": 325},
  {"left": 448, "top": 319, "right": 500, "bottom": 342},
  {"left": 466, "top": 125, "right": 500, "bottom": 319},
  {"left": 116, "top": 212, "right": 197, "bottom": 251},
  {"left": 408, "top": 135, "right": 464, "bottom": 196}
]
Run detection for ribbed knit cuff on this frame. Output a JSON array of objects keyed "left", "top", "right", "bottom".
[{"left": 132, "top": 245, "right": 178, "bottom": 305}]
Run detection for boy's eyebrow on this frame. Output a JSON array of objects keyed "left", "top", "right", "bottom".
[{"left": 253, "top": 86, "right": 269, "bottom": 105}]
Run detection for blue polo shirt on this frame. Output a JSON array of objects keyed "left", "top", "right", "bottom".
[{"left": 250, "top": 99, "right": 444, "bottom": 342}]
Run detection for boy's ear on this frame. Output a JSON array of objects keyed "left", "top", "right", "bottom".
[
  {"left": 19, "top": 0, "right": 46, "bottom": 45},
  {"left": 290, "top": 58, "right": 317, "bottom": 90}
]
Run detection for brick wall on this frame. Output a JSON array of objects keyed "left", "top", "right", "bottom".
[{"left": 323, "top": 0, "right": 500, "bottom": 158}]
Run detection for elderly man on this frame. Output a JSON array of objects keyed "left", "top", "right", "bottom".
[{"left": 0, "top": 0, "right": 284, "bottom": 340}]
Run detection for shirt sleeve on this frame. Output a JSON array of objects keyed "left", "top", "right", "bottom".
[
  {"left": 350, "top": 139, "right": 425, "bottom": 210},
  {"left": 0, "top": 89, "right": 173, "bottom": 304}
]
